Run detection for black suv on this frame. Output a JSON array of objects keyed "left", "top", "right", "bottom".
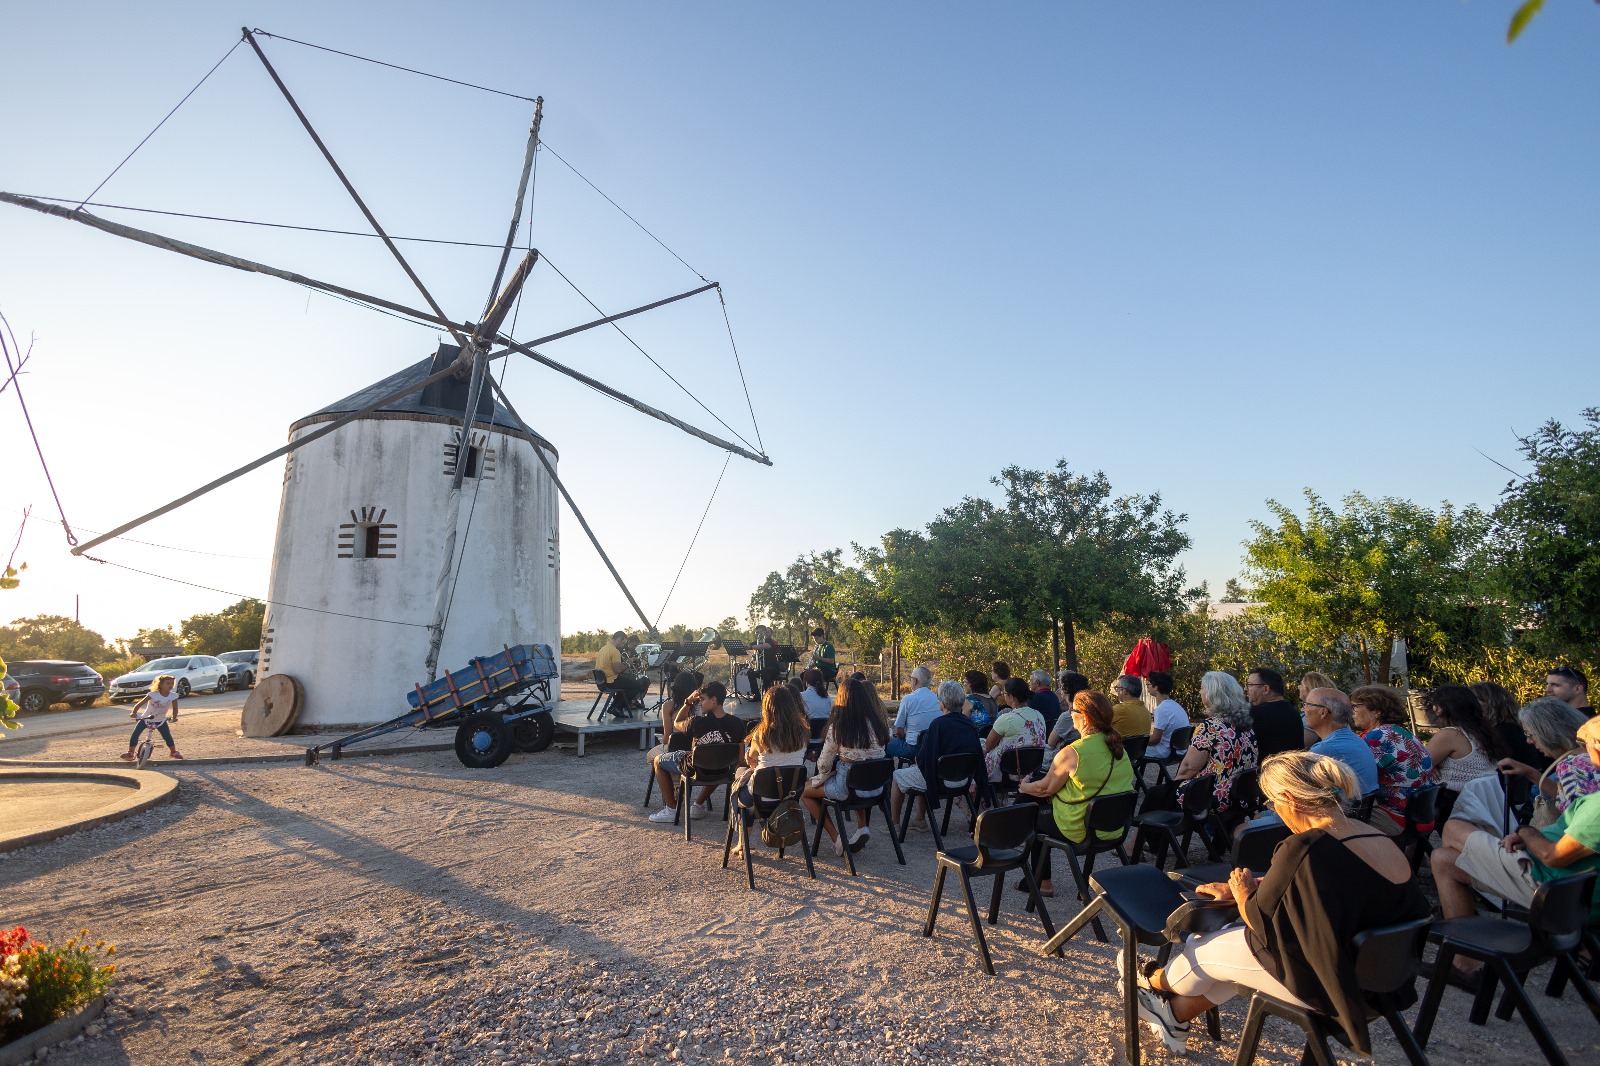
[{"left": 7, "top": 660, "right": 106, "bottom": 713}]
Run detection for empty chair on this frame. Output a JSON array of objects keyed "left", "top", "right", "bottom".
[
  {"left": 1398, "top": 782, "right": 1442, "bottom": 873},
  {"left": 898, "top": 751, "right": 983, "bottom": 850},
  {"left": 922, "top": 803, "right": 1056, "bottom": 974},
  {"left": 1130, "top": 774, "right": 1226, "bottom": 870},
  {"left": 810, "top": 758, "right": 906, "bottom": 874},
  {"left": 722, "top": 765, "right": 815, "bottom": 890},
  {"left": 1025, "top": 790, "right": 1138, "bottom": 940},
  {"left": 589, "top": 669, "right": 628, "bottom": 720},
  {"left": 992, "top": 745, "right": 1046, "bottom": 807},
  {"left": 1414, "top": 871, "right": 1599, "bottom": 1066},
  {"left": 1120, "top": 734, "right": 1150, "bottom": 796},
  {"left": 803, "top": 716, "right": 828, "bottom": 769},
  {"left": 1228, "top": 766, "right": 1267, "bottom": 822},
  {"left": 1146, "top": 723, "right": 1194, "bottom": 788},
  {"left": 1176, "top": 817, "right": 1292, "bottom": 890},
  {"left": 671, "top": 741, "right": 742, "bottom": 842}
]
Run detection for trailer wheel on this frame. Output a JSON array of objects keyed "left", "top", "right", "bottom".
[
  {"left": 515, "top": 711, "right": 556, "bottom": 753},
  {"left": 455, "top": 712, "right": 513, "bottom": 768}
]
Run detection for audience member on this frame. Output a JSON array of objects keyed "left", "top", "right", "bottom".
[
  {"left": 646, "top": 672, "right": 700, "bottom": 765},
  {"left": 1110, "top": 675, "right": 1152, "bottom": 739},
  {"left": 1546, "top": 665, "right": 1592, "bottom": 716},
  {"left": 1494, "top": 698, "right": 1600, "bottom": 818},
  {"left": 1430, "top": 714, "right": 1600, "bottom": 985},
  {"left": 963, "top": 669, "right": 999, "bottom": 734},
  {"left": 1174, "top": 671, "right": 1260, "bottom": 811},
  {"left": 984, "top": 677, "right": 1049, "bottom": 782},
  {"left": 888, "top": 665, "right": 941, "bottom": 761},
  {"left": 1048, "top": 671, "right": 1091, "bottom": 747},
  {"left": 1424, "top": 684, "right": 1507, "bottom": 800},
  {"left": 1018, "top": 691, "right": 1135, "bottom": 898},
  {"left": 1297, "top": 671, "right": 1336, "bottom": 748},
  {"left": 1350, "top": 685, "right": 1435, "bottom": 837},
  {"left": 1137, "top": 752, "right": 1430, "bottom": 1057},
  {"left": 1028, "top": 670, "right": 1064, "bottom": 735},
  {"left": 989, "top": 661, "right": 1012, "bottom": 704},
  {"left": 1303, "top": 688, "right": 1379, "bottom": 798},
  {"left": 1146, "top": 671, "right": 1190, "bottom": 761},
  {"left": 1471, "top": 680, "right": 1546, "bottom": 769},
  {"left": 647, "top": 682, "right": 746, "bottom": 823},
  {"left": 891, "top": 680, "right": 986, "bottom": 829},
  {"left": 799, "top": 668, "right": 833, "bottom": 720},
  {"left": 734, "top": 686, "right": 810, "bottom": 793},
  {"left": 803, "top": 678, "right": 890, "bottom": 855},
  {"left": 1244, "top": 667, "right": 1303, "bottom": 757}
]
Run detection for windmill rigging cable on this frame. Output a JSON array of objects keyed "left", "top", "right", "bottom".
[
  {"left": 0, "top": 312, "right": 78, "bottom": 547},
  {"left": 69, "top": 525, "right": 265, "bottom": 560},
  {"left": 654, "top": 450, "right": 732, "bottom": 630},
  {"left": 75, "top": 39, "right": 244, "bottom": 211},
  {"left": 250, "top": 29, "right": 538, "bottom": 104},
  {"left": 718, "top": 287, "right": 764, "bottom": 455}
]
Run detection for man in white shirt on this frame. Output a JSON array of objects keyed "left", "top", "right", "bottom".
[
  {"left": 887, "top": 665, "right": 940, "bottom": 761},
  {"left": 1145, "top": 671, "right": 1190, "bottom": 760}
]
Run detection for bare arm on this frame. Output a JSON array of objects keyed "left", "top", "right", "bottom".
[
  {"left": 1019, "top": 744, "right": 1080, "bottom": 798},
  {"left": 1174, "top": 744, "right": 1208, "bottom": 781},
  {"left": 1427, "top": 726, "right": 1466, "bottom": 765},
  {"left": 1518, "top": 826, "right": 1596, "bottom": 869}
]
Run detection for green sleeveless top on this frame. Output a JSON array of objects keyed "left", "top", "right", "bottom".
[{"left": 1052, "top": 732, "right": 1135, "bottom": 842}]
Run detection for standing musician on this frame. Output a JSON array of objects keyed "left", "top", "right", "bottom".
[
  {"left": 751, "top": 625, "right": 782, "bottom": 702},
  {"left": 810, "top": 626, "right": 839, "bottom": 690}
]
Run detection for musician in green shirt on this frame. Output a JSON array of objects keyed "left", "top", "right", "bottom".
[{"left": 811, "top": 627, "right": 838, "bottom": 686}]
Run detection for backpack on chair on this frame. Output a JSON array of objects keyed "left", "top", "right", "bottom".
[{"left": 761, "top": 799, "right": 806, "bottom": 848}]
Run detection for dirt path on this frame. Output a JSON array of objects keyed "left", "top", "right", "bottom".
[{"left": 3, "top": 736, "right": 1594, "bottom": 1065}]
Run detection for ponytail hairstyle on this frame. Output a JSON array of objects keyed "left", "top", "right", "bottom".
[
  {"left": 801, "top": 668, "right": 827, "bottom": 698},
  {"left": 1258, "top": 751, "right": 1359, "bottom": 816},
  {"left": 1073, "top": 690, "right": 1124, "bottom": 760}
]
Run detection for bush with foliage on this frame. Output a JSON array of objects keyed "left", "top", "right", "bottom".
[{"left": 0, "top": 926, "right": 116, "bottom": 1039}]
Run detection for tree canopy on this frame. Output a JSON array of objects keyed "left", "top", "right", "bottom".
[{"left": 179, "top": 599, "right": 265, "bottom": 656}]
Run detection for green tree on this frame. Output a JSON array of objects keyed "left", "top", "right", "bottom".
[
  {"left": 1492, "top": 408, "right": 1600, "bottom": 659},
  {"left": 1243, "top": 491, "right": 1491, "bottom": 685},
  {"left": 179, "top": 599, "right": 265, "bottom": 655},
  {"left": 0, "top": 615, "right": 110, "bottom": 663},
  {"left": 746, "top": 549, "right": 844, "bottom": 644}
]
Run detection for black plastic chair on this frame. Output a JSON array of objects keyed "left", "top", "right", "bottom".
[
  {"left": 1120, "top": 735, "right": 1150, "bottom": 797},
  {"left": 1414, "top": 871, "right": 1599, "bottom": 1066},
  {"left": 1026, "top": 790, "right": 1138, "bottom": 941},
  {"left": 588, "top": 669, "right": 628, "bottom": 719},
  {"left": 803, "top": 717, "right": 827, "bottom": 769},
  {"left": 1130, "top": 774, "right": 1226, "bottom": 870},
  {"left": 1234, "top": 917, "right": 1433, "bottom": 1066},
  {"left": 1177, "top": 817, "right": 1291, "bottom": 889},
  {"left": 722, "top": 765, "right": 815, "bottom": 889},
  {"left": 671, "top": 741, "right": 741, "bottom": 842},
  {"left": 1399, "top": 783, "right": 1442, "bottom": 873},
  {"left": 643, "top": 730, "right": 692, "bottom": 807},
  {"left": 1227, "top": 766, "right": 1267, "bottom": 823},
  {"left": 1146, "top": 723, "right": 1194, "bottom": 788},
  {"left": 922, "top": 802, "right": 1056, "bottom": 974},
  {"left": 992, "top": 746, "right": 1046, "bottom": 807},
  {"left": 1039, "top": 863, "right": 1227, "bottom": 1065},
  {"left": 812, "top": 758, "right": 906, "bottom": 874},
  {"left": 1502, "top": 771, "right": 1535, "bottom": 835},
  {"left": 898, "top": 752, "right": 983, "bottom": 851}
]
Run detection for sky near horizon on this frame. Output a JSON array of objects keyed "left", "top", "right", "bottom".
[{"left": 1, "top": 2, "right": 1597, "bottom": 652}]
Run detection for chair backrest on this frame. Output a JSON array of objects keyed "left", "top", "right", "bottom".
[
  {"left": 1000, "top": 746, "right": 1046, "bottom": 782},
  {"left": 809, "top": 717, "right": 829, "bottom": 740},
  {"left": 1501, "top": 771, "right": 1534, "bottom": 834},
  {"left": 932, "top": 751, "right": 982, "bottom": 795},
  {"left": 665, "top": 730, "right": 693, "bottom": 753},
  {"left": 1351, "top": 917, "right": 1431, "bottom": 995},
  {"left": 1231, "top": 819, "right": 1290, "bottom": 871},
  {"left": 1229, "top": 767, "right": 1264, "bottom": 816},
  {"left": 592, "top": 669, "right": 613, "bottom": 688},
  {"left": 751, "top": 765, "right": 806, "bottom": 803},
  {"left": 971, "top": 802, "right": 1036, "bottom": 866},
  {"left": 1122, "top": 735, "right": 1150, "bottom": 766},
  {"left": 1529, "top": 870, "right": 1598, "bottom": 952},
  {"left": 1181, "top": 774, "right": 1218, "bottom": 815},
  {"left": 844, "top": 757, "right": 894, "bottom": 797},
  {"left": 686, "top": 741, "right": 741, "bottom": 775},
  {"left": 1165, "top": 724, "right": 1195, "bottom": 758},
  {"left": 1084, "top": 790, "right": 1138, "bottom": 837},
  {"left": 1406, "top": 783, "right": 1441, "bottom": 829}
]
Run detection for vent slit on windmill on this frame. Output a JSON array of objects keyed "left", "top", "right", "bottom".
[{"left": 3, "top": 27, "right": 771, "bottom": 728}]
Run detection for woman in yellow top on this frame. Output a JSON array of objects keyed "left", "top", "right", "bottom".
[{"left": 1019, "top": 690, "right": 1135, "bottom": 897}]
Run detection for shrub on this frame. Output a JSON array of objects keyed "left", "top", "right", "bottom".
[{"left": 3, "top": 927, "right": 115, "bottom": 1037}]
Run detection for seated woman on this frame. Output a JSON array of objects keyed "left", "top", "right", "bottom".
[
  {"left": 799, "top": 668, "right": 834, "bottom": 721},
  {"left": 646, "top": 671, "right": 701, "bottom": 764},
  {"left": 1169, "top": 671, "right": 1259, "bottom": 813},
  {"left": 963, "top": 669, "right": 1000, "bottom": 736},
  {"left": 1046, "top": 671, "right": 1091, "bottom": 748},
  {"left": 1349, "top": 684, "right": 1436, "bottom": 837},
  {"left": 1498, "top": 697, "right": 1600, "bottom": 815},
  {"left": 1425, "top": 684, "right": 1507, "bottom": 813},
  {"left": 802, "top": 678, "right": 891, "bottom": 856},
  {"left": 1472, "top": 679, "right": 1548, "bottom": 770},
  {"left": 984, "top": 677, "right": 1049, "bottom": 782},
  {"left": 1018, "top": 690, "right": 1135, "bottom": 898},
  {"left": 1136, "top": 752, "right": 1431, "bottom": 1056},
  {"left": 730, "top": 686, "right": 810, "bottom": 853}
]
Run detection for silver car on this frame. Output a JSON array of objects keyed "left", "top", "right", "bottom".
[{"left": 110, "top": 655, "right": 230, "bottom": 701}]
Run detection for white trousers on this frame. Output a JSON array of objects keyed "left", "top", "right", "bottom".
[{"left": 1163, "top": 925, "right": 1311, "bottom": 1009}]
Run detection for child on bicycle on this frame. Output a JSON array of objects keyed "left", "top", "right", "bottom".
[{"left": 122, "top": 674, "right": 185, "bottom": 761}]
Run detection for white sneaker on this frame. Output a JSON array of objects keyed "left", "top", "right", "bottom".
[
  {"left": 831, "top": 834, "right": 845, "bottom": 857},
  {"left": 648, "top": 806, "right": 677, "bottom": 823},
  {"left": 1136, "top": 987, "right": 1189, "bottom": 1054},
  {"left": 689, "top": 801, "right": 713, "bottom": 820},
  {"left": 848, "top": 826, "right": 871, "bottom": 853}
]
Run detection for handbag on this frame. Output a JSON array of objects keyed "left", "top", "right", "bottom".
[{"left": 1528, "top": 753, "right": 1578, "bottom": 829}]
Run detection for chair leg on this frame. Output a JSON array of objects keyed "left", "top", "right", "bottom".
[
  {"left": 742, "top": 816, "right": 756, "bottom": 891},
  {"left": 899, "top": 792, "right": 915, "bottom": 843},
  {"left": 799, "top": 817, "right": 817, "bottom": 880},
  {"left": 1492, "top": 959, "right": 1570, "bottom": 1066},
  {"left": 1469, "top": 960, "right": 1500, "bottom": 1026},
  {"left": 987, "top": 870, "right": 1004, "bottom": 925},
  {"left": 1232, "top": 995, "right": 1270, "bottom": 1066},
  {"left": 1040, "top": 894, "right": 1107, "bottom": 957},
  {"left": 683, "top": 777, "right": 694, "bottom": 842},
  {"left": 1382, "top": 1005, "right": 1431, "bottom": 1066},
  {"left": 1413, "top": 943, "right": 1455, "bottom": 1047},
  {"left": 941, "top": 796, "right": 955, "bottom": 837},
  {"left": 644, "top": 767, "right": 655, "bottom": 807},
  {"left": 879, "top": 797, "right": 906, "bottom": 865},
  {"left": 1204, "top": 1006, "right": 1222, "bottom": 1041},
  {"left": 1549, "top": 951, "right": 1600, "bottom": 1020},
  {"left": 957, "top": 868, "right": 994, "bottom": 975},
  {"left": 721, "top": 808, "right": 737, "bottom": 869},
  {"left": 926, "top": 800, "right": 946, "bottom": 852},
  {"left": 1122, "top": 918, "right": 1142, "bottom": 1066},
  {"left": 923, "top": 863, "right": 948, "bottom": 937},
  {"left": 811, "top": 804, "right": 828, "bottom": 860},
  {"left": 1018, "top": 860, "right": 1056, "bottom": 940},
  {"left": 838, "top": 804, "right": 858, "bottom": 876}
]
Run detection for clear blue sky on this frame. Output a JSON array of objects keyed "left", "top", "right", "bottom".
[{"left": 2, "top": 2, "right": 1596, "bottom": 648}]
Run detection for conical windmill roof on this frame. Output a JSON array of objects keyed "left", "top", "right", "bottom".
[{"left": 290, "top": 343, "right": 557, "bottom": 456}]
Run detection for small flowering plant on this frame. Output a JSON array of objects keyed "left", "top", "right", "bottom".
[{"left": 0, "top": 926, "right": 117, "bottom": 1039}]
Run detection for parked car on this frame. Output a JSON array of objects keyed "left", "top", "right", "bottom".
[
  {"left": 6, "top": 660, "right": 106, "bottom": 713},
  {"left": 218, "top": 649, "right": 259, "bottom": 689},
  {"left": 3, "top": 671, "right": 21, "bottom": 709},
  {"left": 109, "top": 655, "right": 229, "bottom": 702}
]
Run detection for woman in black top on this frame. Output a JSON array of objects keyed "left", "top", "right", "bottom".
[
  {"left": 1136, "top": 751, "right": 1431, "bottom": 1055},
  {"left": 1471, "top": 680, "right": 1548, "bottom": 771}
]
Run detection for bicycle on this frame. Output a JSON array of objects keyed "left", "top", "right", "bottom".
[{"left": 132, "top": 711, "right": 161, "bottom": 768}]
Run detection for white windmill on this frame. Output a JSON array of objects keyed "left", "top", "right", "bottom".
[{"left": 2, "top": 28, "right": 769, "bottom": 734}]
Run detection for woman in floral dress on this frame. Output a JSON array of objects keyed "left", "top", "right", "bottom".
[
  {"left": 1173, "top": 671, "right": 1259, "bottom": 810},
  {"left": 1350, "top": 685, "right": 1436, "bottom": 836}
]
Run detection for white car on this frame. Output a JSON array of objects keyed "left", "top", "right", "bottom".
[{"left": 110, "top": 655, "right": 230, "bottom": 702}]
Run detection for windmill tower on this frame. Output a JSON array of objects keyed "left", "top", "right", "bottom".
[{"left": 2, "top": 28, "right": 770, "bottom": 731}]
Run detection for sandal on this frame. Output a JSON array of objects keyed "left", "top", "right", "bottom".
[{"left": 119, "top": 752, "right": 135, "bottom": 761}]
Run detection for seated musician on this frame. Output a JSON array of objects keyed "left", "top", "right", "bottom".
[
  {"left": 751, "top": 625, "right": 782, "bottom": 702},
  {"left": 596, "top": 631, "right": 649, "bottom": 708}
]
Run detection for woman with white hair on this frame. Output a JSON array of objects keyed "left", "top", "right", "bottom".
[
  {"left": 1172, "top": 671, "right": 1259, "bottom": 810},
  {"left": 1496, "top": 697, "right": 1600, "bottom": 815}
]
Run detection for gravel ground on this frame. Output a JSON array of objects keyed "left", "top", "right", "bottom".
[{"left": 2, "top": 726, "right": 1596, "bottom": 1065}]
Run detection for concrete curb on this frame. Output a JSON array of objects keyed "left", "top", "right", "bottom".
[
  {"left": 0, "top": 769, "right": 178, "bottom": 854},
  {"left": 0, "top": 741, "right": 454, "bottom": 771},
  {"left": 0, "top": 994, "right": 107, "bottom": 1066}
]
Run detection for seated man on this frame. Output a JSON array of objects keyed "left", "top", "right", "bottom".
[
  {"left": 1028, "top": 670, "right": 1064, "bottom": 736},
  {"left": 1145, "top": 671, "right": 1190, "bottom": 761},
  {"left": 596, "top": 631, "right": 649, "bottom": 709},
  {"left": 647, "top": 681, "right": 747, "bottom": 823},
  {"left": 891, "top": 680, "right": 985, "bottom": 828},
  {"left": 1111, "top": 674, "right": 1152, "bottom": 739},
  {"left": 886, "top": 665, "right": 941, "bottom": 761},
  {"left": 1304, "top": 687, "right": 1379, "bottom": 799},
  {"left": 1430, "top": 714, "right": 1600, "bottom": 982}
]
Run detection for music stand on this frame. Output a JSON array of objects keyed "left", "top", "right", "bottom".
[
  {"left": 649, "top": 642, "right": 683, "bottom": 709},
  {"left": 722, "top": 639, "right": 749, "bottom": 660},
  {"left": 775, "top": 644, "right": 800, "bottom": 681}
]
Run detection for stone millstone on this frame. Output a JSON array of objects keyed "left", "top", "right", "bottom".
[{"left": 241, "top": 674, "right": 304, "bottom": 737}]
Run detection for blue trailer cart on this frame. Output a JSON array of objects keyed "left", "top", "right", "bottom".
[{"left": 304, "top": 643, "right": 559, "bottom": 768}]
